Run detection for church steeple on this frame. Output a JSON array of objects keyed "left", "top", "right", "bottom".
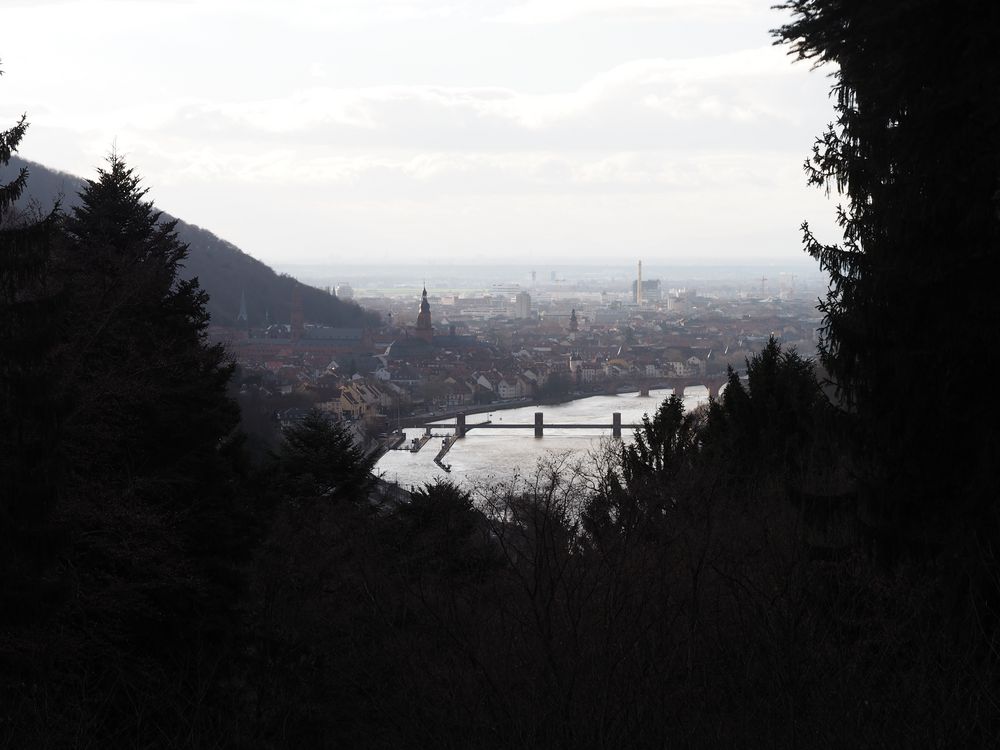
[
  {"left": 569, "top": 308, "right": 579, "bottom": 333},
  {"left": 415, "top": 285, "right": 433, "bottom": 343},
  {"left": 237, "top": 289, "right": 248, "bottom": 324}
]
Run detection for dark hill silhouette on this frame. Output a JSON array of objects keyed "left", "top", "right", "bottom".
[{"left": 8, "top": 157, "right": 378, "bottom": 328}]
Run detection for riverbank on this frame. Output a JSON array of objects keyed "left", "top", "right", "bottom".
[{"left": 397, "top": 397, "right": 533, "bottom": 428}]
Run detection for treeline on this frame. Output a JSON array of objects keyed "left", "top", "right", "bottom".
[{"left": 235, "top": 347, "right": 992, "bottom": 748}]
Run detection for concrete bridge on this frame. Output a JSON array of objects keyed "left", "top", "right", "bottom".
[{"left": 426, "top": 412, "right": 641, "bottom": 438}]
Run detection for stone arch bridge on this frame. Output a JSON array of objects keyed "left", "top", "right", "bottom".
[{"left": 607, "top": 372, "right": 735, "bottom": 400}]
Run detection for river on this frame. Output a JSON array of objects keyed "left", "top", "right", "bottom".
[{"left": 375, "top": 388, "right": 711, "bottom": 490}]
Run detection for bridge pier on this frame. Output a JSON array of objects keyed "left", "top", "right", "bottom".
[
  {"left": 639, "top": 385, "right": 650, "bottom": 397},
  {"left": 707, "top": 382, "right": 720, "bottom": 400},
  {"left": 534, "top": 412, "right": 544, "bottom": 437},
  {"left": 456, "top": 413, "right": 466, "bottom": 437},
  {"left": 673, "top": 385, "right": 685, "bottom": 400},
  {"left": 425, "top": 426, "right": 431, "bottom": 436},
  {"left": 612, "top": 412, "right": 622, "bottom": 439}
]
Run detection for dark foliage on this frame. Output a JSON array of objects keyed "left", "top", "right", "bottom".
[
  {"left": 0, "top": 69, "right": 65, "bottom": 737},
  {"left": 271, "top": 409, "right": 375, "bottom": 501},
  {"left": 773, "top": 0, "right": 1000, "bottom": 563},
  {"left": 1, "top": 145, "right": 252, "bottom": 745},
  {"left": 59, "top": 155, "right": 239, "bottom": 482},
  {"left": 0, "top": 71, "right": 60, "bottom": 531},
  {"left": 706, "top": 337, "right": 833, "bottom": 480},
  {"left": 392, "top": 480, "right": 499, "bottom": 577},
  {"left": 625, "top": 392, "right": 698, "bottom": 482}
]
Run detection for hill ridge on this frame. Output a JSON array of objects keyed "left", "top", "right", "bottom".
[{"left": 8, "top": 156, "right": 377, "bottom": 329}]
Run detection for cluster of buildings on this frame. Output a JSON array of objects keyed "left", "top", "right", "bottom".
[{"left": 215, "top": 266, "right": 821, "bottom": 440}]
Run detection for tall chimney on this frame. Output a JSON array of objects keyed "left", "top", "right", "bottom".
[{"left": 637, "top": 259, "right": 643, "bottom": 305}]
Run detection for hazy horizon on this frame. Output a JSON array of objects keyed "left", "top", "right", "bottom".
[{"left": 276, "top": 259, "right": 829, "bottom": 301}]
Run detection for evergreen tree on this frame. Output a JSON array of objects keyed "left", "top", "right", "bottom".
[
  {"left": 773, "top": 1, "right": 1000, "bottom": 561},
  {"left": 273, "top": 409, "right": 375, "bottom": 503},
  {"left": 0, "top": 65, "right": 63, "bottom": 701},
  {"left": 584, "top": 394, "right": 699, "bottom": 538},
  {"left": 56, "top": 152, "right": 247, "bottom": 633},
  {"left": 60, "top": 153, "right": 238, "bottom": 487},
  {"left": 624, "top": 393, "right": 697, "bottom": 484},
  {"left": 0, "top": 153, "right": 249, "bottom": 746},
  {"left": 0, "top": 62, "right": 60, "bottom": 529},
  {"left": 708, "top": 337, "right": 828, "bottom": 479},
  {"left": 393, "top": 479, "right": 496, "bottom": 577}
]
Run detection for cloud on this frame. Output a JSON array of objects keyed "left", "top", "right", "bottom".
[
  {"left": 0, "top": 0, "right": 191, "bottom": 5},
  {"left": 490, "top": 0, "right": 761, "bottom": 24},
  {"left": 193, "top": 0, "right": 475, "bottom": 30},
  {"left": 15, "top": 41, "right": 828, "bottom": 217},
  {"left": 115, "top": 45, "right": 818, "bottom": 157},
  {"left": 125, "top": 147, "right": 799, "bottom": 196},
  {"left": 2, "top": 0, "right": 838, "bottom": 265}
]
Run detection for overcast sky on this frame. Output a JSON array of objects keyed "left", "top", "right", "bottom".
[{"left": 0, "top": 0, "right": 840, "bottom": 268}]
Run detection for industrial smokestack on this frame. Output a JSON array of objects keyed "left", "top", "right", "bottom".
[{"left": 637, "top": 259, "right": 643, "bottom": 305}]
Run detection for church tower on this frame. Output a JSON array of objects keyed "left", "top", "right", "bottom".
[
  {"left": 569, "top": 308, "right": 579, "bottom": 333},
  {"left": 236, "top": 289, "right": 248, "bottom": 325},
  {"left": 415, "top": 286, "right": 433, "bottom": 343}
]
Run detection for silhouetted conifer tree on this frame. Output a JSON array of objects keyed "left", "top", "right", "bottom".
[
  {"left": 708, "top": 337, "right": 828, "bottom": 478},
  {"left": 1, "top": 151, "right": 249, "bottom": 745},
  {"left": 0, "top": 62, "right": 60, "bottom": 530},
  {"left": 771, "top": 24, "right": 1000, "bottom": 738},
  {"left": 0, "top": 66, "right": 64, "bottom": 711},
  {"left": 272, "top": 409, "right": 375, "bottom": 502},
  {"left": 622, "top": 393, "right": 697, "bottom": 492},
  {"left": 60, "top": 153, "right": 238, "bottom": 485},
  {"left": 773, "top": 2, "right": 1000, "bottom": 569}
]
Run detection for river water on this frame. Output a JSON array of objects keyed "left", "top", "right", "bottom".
[{"left": 376, "top": 388, "right": 710, "bottom": 490}]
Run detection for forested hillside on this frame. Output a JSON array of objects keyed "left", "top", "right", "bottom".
[{"left": 9, "top": 156, "right": 378, "bottom": 328}]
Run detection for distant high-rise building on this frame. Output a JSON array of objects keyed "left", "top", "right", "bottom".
[
  {"left": 632, "top": 279, "right": 661, "bottom": 303},
  {"left": 335, "top": 282, "right": 354, "bottom": 300},
  {"left": 666, "top": 293, "right": 687, "bottom": 313},
  {"left": 514, "top": 291, "right": 531, "bottom": 319},
  {"left": 492, "top": 283, "right": 522, "bottom": 297}
]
